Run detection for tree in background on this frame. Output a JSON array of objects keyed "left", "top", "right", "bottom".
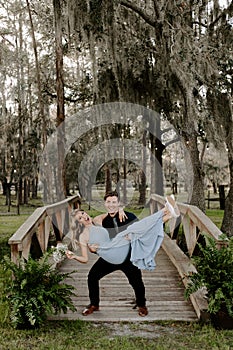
[{"left": 0, "top": 0, "right": 232, "bottom": 235}]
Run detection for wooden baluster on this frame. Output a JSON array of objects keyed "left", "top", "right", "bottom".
[
  {"left": 182, "top": 215, "right": 197, "bottom": 257},
  {"left": 37, "top": 221, "right": 46, "bottom": 253},
  {"left": 55, "top": 211, "right": 63, "bottom": 241}
]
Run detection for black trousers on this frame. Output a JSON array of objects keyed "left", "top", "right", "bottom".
[{"left": 87, "top": 252, "right": 146, "bottom": 307}]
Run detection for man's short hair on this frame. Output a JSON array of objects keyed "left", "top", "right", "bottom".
[{"left": 104, "top": 190, "right": 119, "bottom": 201}]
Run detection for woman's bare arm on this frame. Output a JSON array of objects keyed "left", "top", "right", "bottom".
[
  {"left": 66, "top": 231, "right": 89, "bottom": 263},
  {"left": 92, "top": 213, "right": 108, "bottom": 226},
  {"left": 93, "top": 208, "right": 128, "bottom": 225}
]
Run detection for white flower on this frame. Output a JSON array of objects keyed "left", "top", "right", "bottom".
[{"left": 52, "top": 243, "right": 68, "bottom": 263}]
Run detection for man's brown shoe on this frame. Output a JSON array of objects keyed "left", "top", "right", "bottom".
[
  {"left": 82, "top": 305, "right": 99, "bottom": 316},
  {"left": 138, "top": 306, "right": 148, "bottom": 317}
]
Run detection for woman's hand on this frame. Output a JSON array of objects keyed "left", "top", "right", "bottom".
[
  {"left": 88, "top": 243, "right": 99, "bottom": 253},
  {"left": 66, "top": 250, "right": 75, "bottom": 259},
  {"left": 66, "top": 246, "right": 89, "bottom": 264}
]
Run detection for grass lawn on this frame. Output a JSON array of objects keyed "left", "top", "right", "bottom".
[
  {"left": 0, "top": 320, "right": 232, "bottom": 350},
  {"left": 0, "top": 194, "right": 232, "bottom": 349},
  {"left": 206, "top": 209, "right": 224, "bottom": 229}
]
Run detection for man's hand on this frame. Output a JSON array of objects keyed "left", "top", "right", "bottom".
[{"left": 119, "top": 206, "right": 128, "bottom": 222}]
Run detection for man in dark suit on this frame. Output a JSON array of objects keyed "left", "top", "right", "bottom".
[{"left": 82, "top": 191, "right": 148, "bottom": 317}]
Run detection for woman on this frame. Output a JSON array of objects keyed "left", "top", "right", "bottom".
[{"left": 66, "top": 196, "right": 180, "bottom": 271}]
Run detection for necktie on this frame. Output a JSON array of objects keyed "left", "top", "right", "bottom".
[{"left": 113, "top": 217, "right": 119, "bottom": 234}]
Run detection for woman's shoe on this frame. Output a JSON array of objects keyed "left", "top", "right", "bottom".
[{"left": 165, "top": 195, "right": 180, "bottom": 218}]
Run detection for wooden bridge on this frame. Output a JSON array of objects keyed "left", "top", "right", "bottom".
[{"left": 8, "top": 194, "right": 224, "bottom": 322}]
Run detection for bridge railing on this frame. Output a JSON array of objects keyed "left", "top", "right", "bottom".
[
  {"left": 150, "top": 194, "right": 224, "bottom": 320},
  {"left": 150, "top": 194, "right": 224, "bottom": 255},
  {"left": 8, "top": 195, "right": 80, "bottom": 264}
]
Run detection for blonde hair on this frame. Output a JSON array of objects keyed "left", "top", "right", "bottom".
[{"left": 70, "top": 209, "right": 85, "bottom": 251}]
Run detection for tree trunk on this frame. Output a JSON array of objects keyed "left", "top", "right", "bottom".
[
  {"left": 150, "top": 134, "right": 165, "bottom": 196},
  {"left": 31, "top": 177, "right": 38, "bottom": 199},
  {"left": 6, "top": 184, "right": 11, "bottom": 212},
  {"left": 23, "top": 178, "right": 28, "bottom": 204},
  {"left": 105, "top": 165, "right": 112, "bottom": 194},
  {"left": 53, "top": 0, "right": 66, "bottom": 201},
  {"left": 205, "top": 91, "right": 233, "bottom": 235},
  {"left": 26, "top": 0, "right": 47, "bottom": 147},
  {"left": 26, "top": 0, "right": 50, "bottom": 203},
  {"left": 182, "top": 132, "right": 205, "bottom": 212},
  {"left": 221, "top": 149, "right": 233, "bottom": 237},
  {"left": 138, "top": 130, "right": 147, "bottom": 205},
  {"left": 116, "top": 167, "right": 120, "bottom": 194},
  {"left": 15, "top": 8, "right": 25, "bottom": 212},
  {"left": 123, "top": 157, "right": 127, "bottom": 203}
]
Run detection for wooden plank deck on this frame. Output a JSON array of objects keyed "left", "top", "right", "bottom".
[{"left": 49, "top": 247, "right": 198, "bottom": 322}]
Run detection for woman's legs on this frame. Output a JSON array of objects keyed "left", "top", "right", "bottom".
[{"left": 109, "top": 197, "right": 180, "bottom": 242}]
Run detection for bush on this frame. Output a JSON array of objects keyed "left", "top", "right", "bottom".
[
  {"left": 185, "top": 234, "right": 233, "bottom": 318},
  {"left": 1, "top": 252, "right": 77, "bottom": 329}
]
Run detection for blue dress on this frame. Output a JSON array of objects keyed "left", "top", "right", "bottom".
[{"left": 88, "top": 210, "right": 164, "bottom": 271}]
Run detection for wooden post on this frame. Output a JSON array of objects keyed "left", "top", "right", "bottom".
[
  {"left": 10, "top": 244, "right": 20, "bottom": 264},
  {"left": 218, "top": 185, "right": 225, "bottom": 210},
  {"left": 149, "top": 198, "right": 156, "bottom": 214}
]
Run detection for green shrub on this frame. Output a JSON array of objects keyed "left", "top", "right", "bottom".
[
  {"left": 185, "top": 234, "right": 233, "bottom": 318},
  {"left": 1, "top": 252, "right": 77, "bottom": 329}
]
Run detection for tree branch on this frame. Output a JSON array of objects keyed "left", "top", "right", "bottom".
[
  {"left": 119, "top": 0, "right": 157, "bottom": 27},
  {"left": 192, "top": 21, "right": 208, "bottom": 28},
  {"left": 161, "top": 127, "right": 174, "bottom": 135},
  {"left": 209, "top": 2, "right": 233, "bottom": 30},
  {"left": 43, "top": 87, "right": 92, "bottom": 103},
  {"left": 152, "top": 0, "right": 160, "bottom": 20},
  {"left": 164, "top": 136, "right": 180, "bottom": 148}
]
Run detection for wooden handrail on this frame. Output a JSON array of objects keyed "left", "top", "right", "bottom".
[
  {"left": 150, "top": 194, "right": 223, "bottom": 256},
  {"left": 8, "top": 195, "right": 81, "bottom": 264},
  {"left": 149, "top": 193, "right": 224, "bottom": 321}
]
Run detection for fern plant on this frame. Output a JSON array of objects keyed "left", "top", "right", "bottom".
[
  {"left": 1, "top": 252, "right": 77, "bottom": 329},
  {"left": 185, "top": 234, "right": 233, "bottom": 318}
]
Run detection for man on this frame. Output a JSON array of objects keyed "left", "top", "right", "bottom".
[{"left": 82, "top": 190, "right": 148, "bottom": 317}]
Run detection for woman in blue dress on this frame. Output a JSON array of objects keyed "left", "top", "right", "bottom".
[{"left": 66, "top": 196, "right": 180, "bottom": 271}]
